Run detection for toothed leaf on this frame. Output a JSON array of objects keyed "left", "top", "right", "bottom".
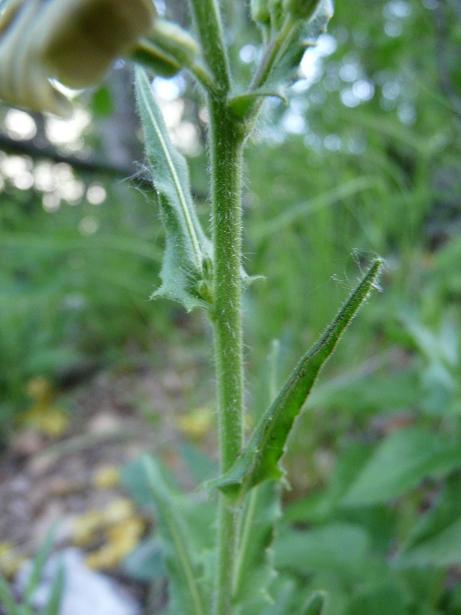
[
  {"left": 210, "top": 259, "right": 383, "bottom": 500},
  {"left": 135, "top": 68, "right": 211, "bottom": 311}
]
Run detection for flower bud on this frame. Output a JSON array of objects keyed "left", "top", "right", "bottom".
[
  {"left": 42, "top": 0, "right": 157, "bottom": 89},
  {"left": 251, "top": 0, "right": 271, "bottom": 25},
  {"left": 149, "top": 19, "right": 199, "bottom": 67},
  {"left": 0, "top": 0, "right": 156, "bottom": 116},
  {"left": 0, "top": 0, "right": 71, "bottom": 116}
]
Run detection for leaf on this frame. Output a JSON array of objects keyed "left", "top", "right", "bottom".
[
  {"left": 266, "top": 0, "right": 334, "bottom": 88},
  {"left": 342, "top": 427, "right": 461, "bottom": 507},
  {"left": 303, "top": 0, "right": 334, "bottom": 43},
  {"left": 44, "top": 564, "right": 65, "bottom": 615},
  {"left": 397, "top": 477, "right": 461, "bottom": 567},
  {"left": 210, "top": 259, "right": 383, "bottom": 500},
  {"left": 232, "top": 340, "right": 282, "bottom": 614},
  {"left": 140, "top": 456, "right": 207, "bottom": 615},
  {"left": 135, "top": 68, "right": 211, "bottom": 311},
  {"left": 397, "top": 518, "right": 461, "bottom": 568},
  {"left": 232, "top": 482, "right": 281, "bottom": 613},
  {"left": 343, "top": 582, "right": 408, "bottom": 615},
  {"left": 229, "top": 88, "right": 287, "bottom": 118},
  {"left": 303, "top": 591, "right": 327, "bottom": 615},
  {"left": 263, "top": 578, "right": 297, "bottom": 615},
  {"left": 24, "top": 524, "right": 58, "bottom": 609},
  {"left": 0, "top": 575, "right": 20, "bottom": 615},
  {"left": 122, "top": 536, "right": 166, "bottom": 582},
  {"left": 274, "top": 523, "right": 370, "bottom": 575}
]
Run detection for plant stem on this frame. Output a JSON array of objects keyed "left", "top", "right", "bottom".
[
  {"left": 209, "top": 96, "right": 245, "bottom": 615},
  {"left": 188, "top": 0, "right": 231, "bottom": 93},
  {"left": 250, "top": 14, "right": 297, "bottom": 91},
  {"left": 188, "top": 3, "right": 243, "bottom": 612}
]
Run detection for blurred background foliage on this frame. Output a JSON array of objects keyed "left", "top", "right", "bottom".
[{"left": 1, "top": 0, "right": 461, "bottom": 612}]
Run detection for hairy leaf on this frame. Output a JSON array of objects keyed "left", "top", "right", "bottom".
[
  {"left": 141, "top": 456, "right": 208, "bottom": 615},
  {"left": 210, "top": 259, "right": 382, "bottom": 500},
  {"left": 135, "top": 68, "right": 211, "bottom": 311}
]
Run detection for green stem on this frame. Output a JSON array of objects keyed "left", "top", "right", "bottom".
[
  {"left": 188, "top": 4, "right": 243, "bottom": 613},
  {"left": 250, "top": 14, "right": 298, "bottom": 90},
  {"left": 188, "top": 0, "right": 231, "bottom": 93},
  {"left": 209, "top": 96, "right": 245, "bottom": 615}
]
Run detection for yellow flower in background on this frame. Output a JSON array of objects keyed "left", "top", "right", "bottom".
[
  {"left": 92, "top": 465, "right": 121, "bottom": 490},
  {"left": 0, "top": 543, "right": 25, "bottom": 578},
  {"left": 0, "top": 0, "right": 156, "bottom": 116},
  {"left": 72, "top": 499, "right": 145, "bottom": 570},
  {"left": 176, "top": 406, "right": 214, "bottom": 441},
  {"left": 21, "top": 377, "right": 69, "bottom": 437}
]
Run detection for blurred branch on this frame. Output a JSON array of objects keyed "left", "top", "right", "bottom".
[
  {"left": 0, "top": 132, "right": 208, "bottom": 200},
  {"left": 0, "top": 132, "right": 142, "bottom": 179}
]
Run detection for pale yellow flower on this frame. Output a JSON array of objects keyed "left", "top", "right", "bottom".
[{"left": 0, "top": 0, "right": 156, "bottom": 116}]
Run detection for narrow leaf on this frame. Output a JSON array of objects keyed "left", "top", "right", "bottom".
[
  {"left": 141, "top": 455, "right": 207, "bottom": 615},
  {"left": 24, "top": 524, "right": 58, "bottom": 608},
  {"left": 0, "top": 575, "right": 20, "bottom": 615},
  {"left": 135, "top": 68, "right": 211, "bottom": 311},
  {"left": 44, "top": 564, "right": 65, "bottom": 615},
  {"left": 232, "top": 343, "right": 282, "bottom": 613},
  {"left": 210, "top": 259, "right": 382, "bottom": 500},
  {"left": 233, "top": 481, "right": 281, "bottom": 613}
]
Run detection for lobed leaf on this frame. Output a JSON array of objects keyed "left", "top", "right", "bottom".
[
  {"left": 135, "top": 68, "right": 211, "bottom": 311},
  {"left": 210, "top": 259, "right": 383, "bottom": 500},
  {"left": 141, "top": 455, "right": 208, "bottom": 615}
]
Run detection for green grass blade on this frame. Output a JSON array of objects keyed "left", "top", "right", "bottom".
[
  {"left": 135, "top": 68, "right": 211, "bottom": 311},
  {"left": 210, "top": 259, "right": 383, "bottom": 500},
  {"left": 142, "top": 456, "right": 207, "bottom": 615},
  {"left": 0, "top": 575, "right": 20, "bottom": 615},
  {"left": 251, "top": 176, "right": 377, "bottom": 240},
  {"left": 24, "top": 525, "right": 58, "bottom": 608},
  {"left": 44, "top": 564, "right": 65, "bottom": 615}
]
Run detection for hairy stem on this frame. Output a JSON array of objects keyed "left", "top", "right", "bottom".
[
  {"left": 189, "top": 3, "right": 244, "bottom": 612},
  {"left": 188, "top": 0, "right": 231, "bottom": 93},
  {"left": 209, "top": 96, "right": 245, "bottom": 615}
]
